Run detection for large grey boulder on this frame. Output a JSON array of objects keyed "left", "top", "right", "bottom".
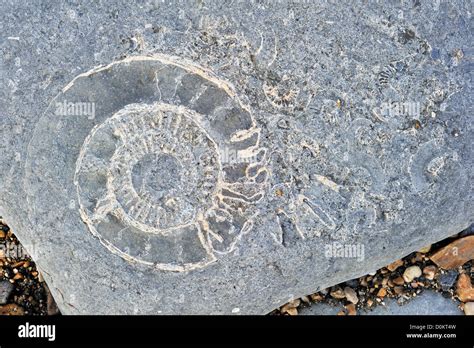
[{"left": 0, "top": 1, "right": 472, "bottom": 314}]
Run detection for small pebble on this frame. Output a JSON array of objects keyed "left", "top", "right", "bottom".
[
  {"left": 423, "top": 265, "right": 437, "bottom": 280},
  {"left": 411, "top": 253, "right": 424, "bottom": 263},
  {"left": 393, "top": 286, "right": 404, "bottom": 295},
  {"left": 345, "top": 303, "right": 356, "bottom": 316},
  {"left": 392, "top": 276, "right": 405, "bottom": 286},
  {"left": 403, "top": 266, "right": 422, "bottom": 283},
  {"left": 344, "top": 287, "right": 358, "bottom": 304},
  {"left": 279, "top": 302, "right": 297, "bottom": 315},
  {"left": 418, "top": 245, "right": 431, "bottom": 253},
  {"left": 310, "top": 293, "right": 323, "bottom": 302},
  {"left": 456, "top": 274, "right": 474, "bottom": 302},
  {"left": 386, "top": 259, "right": 404, "bottom": 272},
  {"left": 439, "top": 270, "right": 458, "bottom": 291},
  {"left": 376, "top": 288, "right": 387, "bottom": 298},
  {"left": 330, "top": 286, "right": 346, "bottom": 300},
  {"left": 300, "top": 295, "right": 310, "bottom": 304},
  {"left": 0, "top": 281, "right": 14, "bottom": 305},
  {"left": 281, "top": 299, "right": 300, "bottom": 311},
  {"left": 464, "top": 302, "right": 474, "bottom": 315}
]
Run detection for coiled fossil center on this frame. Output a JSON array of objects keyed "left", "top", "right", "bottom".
[
  {"left": 103, "top": 103, "right": 220, "bottom": 232},
  {"left": 132, "top": 153, "right": 183, "bottom": 204}
]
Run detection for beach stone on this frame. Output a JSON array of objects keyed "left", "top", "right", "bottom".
[
  {"left": 430, "top": 236, "right": 474, "bottom": 269},
  {"left": 403, "top": 266, "right": 422, "bottom": 283},
  {"left": 0, "top": 1, "right": 472, "bottom": 314},
  {"left": 386, "top": 259, "right": 404, "bottom": 272},
  {"left": 464, "top": 302, "right": 474, "bottom": 315},
  {"left": 439, "top": 270, "right": 459, "bottom": 291},
  {"left": 344, "top": 287, "right": 359, "bottom": 305},
  {"left": 422, "top": 265, "right": 437, "bottom": 280},
  {"left": 456, "top": 274, "right": 474, "bottom": 303},
  {"left": 0, "top": 281, "right": 14, "bottom": 305}
]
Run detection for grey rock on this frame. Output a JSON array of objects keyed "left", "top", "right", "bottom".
[
  {"left": 0, "top": 281, "right": 14, "bottom": 305},
  {"left": 362, "top": 292, "right": 462, "bottom": 315},
  {"left": 439, "top": 270, "right": 458, "bottom": 291},
  {"left": 300, "top": 291, "right": 462, "bottom": 315},
  {"left": 299, "top": 302, "right": 342, "bottom": 316},
  {"left": 0, "top": 1, "right": 472, "bottom": 314}
]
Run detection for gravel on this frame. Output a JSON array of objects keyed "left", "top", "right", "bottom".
[
  {"left": 275, "top": 227, "right": 474, "bottom": 316},
  {"left": 0, "top": 220, "right": 57, "bottom": 315}
]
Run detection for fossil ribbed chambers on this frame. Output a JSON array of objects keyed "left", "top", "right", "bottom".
[
  {"left": 78, "top": 104, "right": 220, "bottom": 234},
  {"left": 67, "top": 55, "right": 267, "bottom": 271}
]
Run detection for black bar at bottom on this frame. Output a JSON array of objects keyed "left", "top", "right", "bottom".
[{"left": 0, "top": 315, "right": 471, "bottom": 347}]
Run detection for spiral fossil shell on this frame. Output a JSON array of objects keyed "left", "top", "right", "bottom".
[{"left": 28, "top": 55, "right": 267, "bottom": 272}]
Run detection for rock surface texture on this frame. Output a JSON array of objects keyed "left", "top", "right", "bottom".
[{"left": 0, "top": 1, "right": 472, "bottom": 314}]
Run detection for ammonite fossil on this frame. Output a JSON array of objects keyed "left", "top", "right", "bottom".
[{"left": 27, "top": 55, "right": 267, "bottom": 272}]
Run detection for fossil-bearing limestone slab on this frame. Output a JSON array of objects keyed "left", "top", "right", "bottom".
[{"left": 0, "top": 1, "right": 472, "bottom": 314}]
